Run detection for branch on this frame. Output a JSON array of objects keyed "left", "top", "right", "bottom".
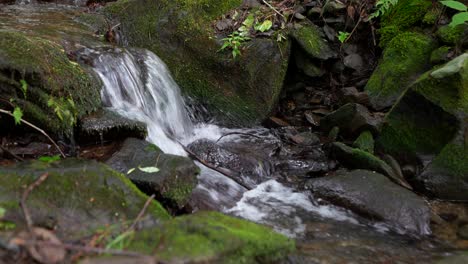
[
  {"left": 20, "top": 173, "right": 50, "bottom": 231},
  {"left": 0, "top": 109, "right": 66, "bottom": 158},
  {"left": 262, "top": 0, "right": 285, "bottom": 18}
]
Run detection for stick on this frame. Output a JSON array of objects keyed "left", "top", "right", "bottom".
[
  {"left": 20, "top": 173, "right": 50, "bottom": 231},
  {"left": 262, "top": 0, "right": 285, "bottom": 18},
  {"left": 127, "top": 194, "right": 155, "bottom": 232},
  {"left": 0, "top": 109, "right": 66, "bottom": 158},
  {"left": 0, "top": 145, "right": 24, "bottom": 161},
  {"left": 178, "top": 142, "right": 251, "bottom": 190},
  {"left": 216, "top": 132, "right": 262, "bottom": 143}
]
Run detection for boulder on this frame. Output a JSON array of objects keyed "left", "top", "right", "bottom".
[
  {"left": 0, "top": 31, "right": 101, "bottom": 135},
  {"left": 0, "top": 159, "right": 170, "bottom": 240},
  {"left": 290, "top": 22, "right": 337, "bottom": 60},
  {"left": 106, "top": 138, "right": 199, "bottom": 209},
  {"left": 78, "top": 109, "right": 147, "bottom": 144},
  {"left": 365, "top": 32, "right": 435, "bottom": 110},
  {"left": 103, "top": 0, "right": 290, "bottom": 126},
  {"left": 378, "top": 53, "right": 468, "bottom": 200},
  {"left": 320, "top": 103, "right": 380, "bottom": 137},
  {"left": 306, "top": 170, "right": 431, "bottom": 235}
]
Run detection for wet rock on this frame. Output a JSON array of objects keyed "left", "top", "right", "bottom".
[
  {"left": 330, "top": 142, "right": 411, "bottom": 189},
  {"left": 291, "top": 22, "right": 337, "bottom": 60},
  {"left": 106, "top": 138, "right": 199, "bottom": 209},
  {"left": 0, "top": 159, "right": 170, "bottom": 239},
  {"left": 365, "top": 32, "right": 435, "bottom": 110},
  {"left": 320, "top": 103, "right": 380, "bottom": 137},
  {"left": 378, "top": 53, "right": 468, "bottom": 200},
  {"left": 78, "top": 109, "right": 147, "bottom": 144},
  {"left": 188, "top": 139, "right": 273, "bottom": 188},
  {"left": 290, "top": 131, "right": 320, "bottom": 146},
  {"left": 306, "top": 170, "right": 431, "bottom": 235},
  {"left": 104, "top": 1, "right": 290, "bottom": 126}
]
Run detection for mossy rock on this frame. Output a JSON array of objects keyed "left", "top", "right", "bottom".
[
  {"left": 124, "top": 211, "right": 295, "bottom": 263},
  {"left": 353, "top": 130, "right": 375, "bottom": 154},
  {"left": 103, "top": 0, "right": 290, "bottom": 126},
  {"left": 365, "top": 32, "right": 435, "bottom": 110},
  {"left": 290, "top": 22, "right": 336, "bottom": 60},
  {"left": 378, "top": 0, "right": 432, "bottom": 47},
  {"left": 106, "top": 138, "right": 199, "bottom": 209},
  {"left": 430, "top": 46, "right": 452, "bottom": 65},
  {"left": 436, "top": 24, "right": 468, "bottom": 46},
  {"left": 0, "top": 159, "right": 170, "bottom": 240},
  {"left": 0, "top": 30, "right": 101, "bottom": 135},
  {"left": 378, "top": 54, "right": 468, "bottom": 200}
]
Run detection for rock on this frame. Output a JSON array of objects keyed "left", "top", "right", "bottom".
[
  {"left": 0, "top": 159, "right": 170, "bottom": 239},
  {"left": 437, "top": 251, "right": 468, "bottom": 264},
  {"left": 290, "top": 22, "right": 337, "bottom": 60},
  {"left": 323, "top": 24, "right": 336, "bottom": 41},
  {"left": 304, "top": 111, "right": 320, "bottom": 126},
  {"left": 266, "top": 116, "right": 291, "bottom": 127},
  {"left": 104, "top": 0, "right": 290, "bottom": 126},
  {"left": 242, "top": 0, "right": 261, "bottom": 8},
  {"left": 458, "top": 224, "right": 468, "bottom": 240},
  {"left": 78, "top": 109, "right": 147, "bottom": 144},
  {"left": 436, "top": 24, "right": 468, "bottom": 46},
  {"left": 343, "top": 53, "right": 363, "bottom": 72},
  {"left": 353, "top": 130, "right": 374, "bottom": 154},
  {"left": 320, "top": 103, "right": 380, "bottom": 137},
  {"left": 106, "top": 138, "right": 199, "bottom": 209},
  {"left": 328, "top": 126, "right": 340, "bottom": 141},
  {"left": 330, "top": 142, "right": 411, "bottom": 189},
  {"left": 378, "top": 53, "right": 468, "bottom": 200},
  {"left": 430, "top": 46, "right": 452, "bottom": 65},
  {"left": 290, "top": 131, "right": 320, "bottom": 146},
  {"left": 365, "top": 32, "right": 435, "bottom": 110},
  {"left": 295, "top": 52, "right": 325, "bottom": 77},
  {"left": 338, "top": 86, "right": 370, "bottom": 105},
  {"left": 306, "top": 170, "right": 431, "bottom": 235},
  {"left": 187, "top": 139, "right": 273, "bottom": 188},
  {"left": 0, "top": 31, "right": 101, "bottom": 135},
  {"left": 378, "top": 0, "right": 432, "bottom": 47}
]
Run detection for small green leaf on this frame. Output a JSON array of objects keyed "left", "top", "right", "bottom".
[
  {"left": 441, "top": 1, "right": 468, "bottom": 11},
  {"left": 138, "top": 166, "right": 160, "bottom": 173},
  {"left": 0, "top": 207, "right": 5, "bottom": 218},
  {"left": 243, "top": 14, "right": 255, "bottom": 28},
  {"left": 255, "top": 20, "right": 273, "bottom": 32},
  {"left": 337, "top": 31, "right": 350, "bottom": 43},
  {"left": 13, "top": 107, "right": 22, "bottom": 125},
  {"left": 449, "top": 11, "right": 468, "bottom": 27},
  {"left": 20, "top": 79, "right": 28, "bottom": 98},
  {"left": 127, "top": 168, "right": 136, "bottom": 174},
  {"left": 38, "top": 155, "right": 61, "bottom": 163}
]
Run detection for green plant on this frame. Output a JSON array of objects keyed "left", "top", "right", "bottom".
[
  {"left": 47, "top": 96, "right": 77, "bottom": 127},
  {"left": 38, "top": 155, "right": 61, "bottom": 163},
  {"left": 19, "top": 79, "right": 28, "bottom": 99},
  {"left": 220, "top": 31, "right": 251, "bottom": 59},
  {"left": 440, "top": 0, "right": 468, "bottom": 27},
  {"left": 338, "top": 31, "right": 350, "bottom": 43},
  {"left": 368, "top": 0, "right": 399, "bottom": 20}
]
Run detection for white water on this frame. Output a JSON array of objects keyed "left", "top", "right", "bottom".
[{"left": 92, "top": 48, "right": 360, "bottom": 237}]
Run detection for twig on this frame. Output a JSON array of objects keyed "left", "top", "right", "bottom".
[
  {"left": 177, "top": 142, "right": 251, "bottom": 190},
  {"left": 215, "top": 132, "right": 262, "bottom": 143},
  {"left": 0, "top": 109, "right": 66, "bottom": 158},
  {"left": 262, "top": 0, "right": 285, "bottom": 18},
  {"left": 20, "top": 173, "right": 50, "bottom": 231},
  {"left": 127, "top": 194, "right": 155, "bottom": 232},
  {"left": 0, "top": 145, "right": 24, "bottom": 161},
  {"left": 12, "top": 239, "right": 152, "bottom": 258}
]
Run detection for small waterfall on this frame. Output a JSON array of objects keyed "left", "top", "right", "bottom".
[{"left": 92, "top": 48, "right": 193, "bottom": 156}]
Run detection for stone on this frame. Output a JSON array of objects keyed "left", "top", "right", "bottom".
[
  {"left": 458, "top": 224, "right": 468, "bottom": 240},
  {"left": 295, "top": 52, "right": 325, "bottom": 77},
  {"left": 378, "top": 53, "right": 468, "bottom": 200},
  {"left": 430, "top": 46, "right": 452, "bottom": 65},
  {"left": 290, "top": 22, "right": 337, "bottom": 60},
  {"left": 103, "top": 0, "right": 290, "bottom": 126},
  {"left": 320, "top": 103, "right": 380, "bottom": 137},
  {"left": 306, "top": 170, "right": 431, "bottom": 235},
  {"left": 330, "top": 142, "right": 411, "bottom": 189},
  {"left": 436, "top": 24, "right": 468, "bottom": 46},
  {"left": 365, "top": 32, "right": 435, "bottom": 110},
  {"left": 353, "top": 130, "right": 374, "bottom": 154},
  {"left": 339, "top": 86, "right": 370, "bottom": 105},
  {"left": 343, "top": 53, "right": 363, "bottom": 72},
  {"left": 290, "top": 131, "right": 320, "bottom": 146},
  {"left": 106, "top": 138, "right": 199, "bottom": 209},
  {"left": 78, "top": 109, "right": 147, "bottom": 144}
]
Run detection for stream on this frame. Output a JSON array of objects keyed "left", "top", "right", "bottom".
[{"left": 0, "top": 3, "right": 460, "bottom": 263}]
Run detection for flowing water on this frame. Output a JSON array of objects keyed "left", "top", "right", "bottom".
[{"left": 0, "top": 3, "right": 457, "bottom": 262}]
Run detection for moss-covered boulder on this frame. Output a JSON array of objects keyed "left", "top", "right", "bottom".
[
  {"left": 106, "top": 138, "right": 199, "bottom": 209},
  {"left": 365, "top": 32, "right": 435, "bottom": 110},
  {"left": 378, "top": 53, "right": 468, "bottom": 200},
  {"left": 353, "top": 130, "right": 375, "bottom": 154},
  {"left": 378, "top": 0, "right": 432, "bottom": 47},
  {"left": 0, "top": 159, "right": 170, "bottom": 239},
  {"left": 290, "top": 22, "right": 336, "bottom": 60},
  {"left": 102, "top": 0, "right": 290, "bottom": 126},
  {"left": 0, "top": 31, "right": 101, "bottom": 135},
  {"left": 124, "top": 211, "right": 295, "bottom": 263}
]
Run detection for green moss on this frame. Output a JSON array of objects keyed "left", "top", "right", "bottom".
[
  {"left": 432, "top": 143, "right": 468, "bottom": 177},
  {"left": 422, "top": 5, "right": 441, "bottom": 25},
  {"left": 430, "top": 46, "right": 451, "bottom": 65},
  {"left": 353, "top": 130, "right": 375, "bottom": 154},
  {"left": 0, "top": 159, "right": 169, "bottom": 239},
  {"left": 379, "top": 0, "right": 432, "bottom": 47},
  {"left": 436, "top": 24, "right": 468, "bottom": 45},
  {"left": 365, "top": 32, "right": 435, "bottom": 109},
  {"left": 0, "top": 31, "right": 101, "bottom": 134},
  {"left": 127, "top": 211, "right": 295, "bottom": 263},
  {"left": 291, "top": 23, "right": 335, "bottom": 60}
]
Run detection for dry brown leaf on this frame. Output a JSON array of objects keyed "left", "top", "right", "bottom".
[{"left": 13, "top": 227, "right": 66, "bottom": 264}]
